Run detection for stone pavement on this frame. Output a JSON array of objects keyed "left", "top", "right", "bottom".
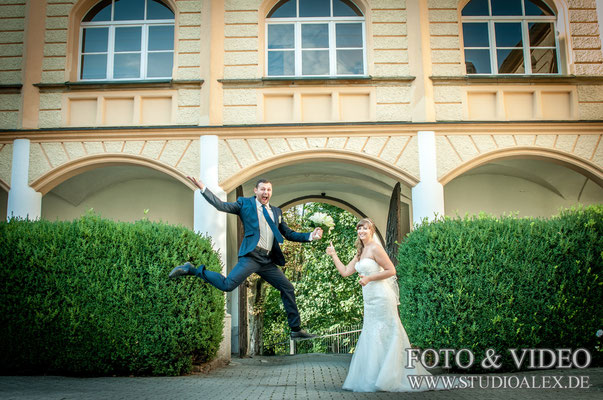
[{"left": 0, "top": 354, "right": 601, "bottom": 400}]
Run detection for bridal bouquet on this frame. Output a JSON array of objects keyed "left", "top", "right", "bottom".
[{"left": 308, "top": 212, "right": 335, "bottom": 237}]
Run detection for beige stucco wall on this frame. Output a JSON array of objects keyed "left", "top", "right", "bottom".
[
  {"left": 42, "top": 177, "right": 194, "bottom": 227},
  {"left": 221, "top": 0, "right": 413, "bottom": 124},
  {"left": 0, "top": 1, "right": 25, "bottom": 84},
  {"left": 429, "top": 0, "right": 603, "bottom": 122},
  {"left": 35, "top": 0, "right": 206, "bottom": 128},
  {"left": 0, "top": 1, "right": 26, "bottom": 129}
]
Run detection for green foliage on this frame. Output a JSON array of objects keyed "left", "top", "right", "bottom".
[
  {"left": 397, "top": 205, "right": 603, "bottom": 371},
  {"left": 263, "top": 203, "right": 363, "bottom": 353},
  {"left": 0, "top": 213, "right": 224, "bottom": 376}
]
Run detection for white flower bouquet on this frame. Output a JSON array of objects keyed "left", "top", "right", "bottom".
[{"left": 308, "top": 212, "right": 335, "bottom": 236}]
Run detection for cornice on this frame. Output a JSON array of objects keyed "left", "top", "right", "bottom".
[
  {"left": 34, "top": 79, "right": 204, "bottom": 93},
  {"left": 0, "top": 84, "right": 23, "bottom": 94},
  {"left": 430, "top": 75, "right": 603, "bottom": 86},
  {"left": 219, "top": 76, "right": 416, "bottom": 88},
  {"left": 1, "top": 120, "right": 602, "bottom": 143}
]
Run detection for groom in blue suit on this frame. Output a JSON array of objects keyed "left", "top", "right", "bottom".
[{"left": 169, "top": 177, "right": 323, "bottom": 339}]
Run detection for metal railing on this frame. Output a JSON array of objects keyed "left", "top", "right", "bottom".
[{"left": 264, "top": 324, "right": 362, "bottom": 355}]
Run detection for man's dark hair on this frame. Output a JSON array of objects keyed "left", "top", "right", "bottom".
[{"left": 255, "top": 178, "right": 272, "bottom": 188}]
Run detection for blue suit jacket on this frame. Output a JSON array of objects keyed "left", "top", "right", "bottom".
[{"left": 202, "top": 188, "right": 311, "bottom": 266}]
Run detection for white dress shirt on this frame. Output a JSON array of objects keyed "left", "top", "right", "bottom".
[{"left": 256, "top": 198, "right": 275, "bottom": 251}]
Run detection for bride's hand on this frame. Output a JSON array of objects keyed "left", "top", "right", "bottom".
[
  {"left": 359, "top": 275, "right": 371, "bottom": 286},
  {"left": 326, "top": 241, "right": 336, "bottom": 256}
]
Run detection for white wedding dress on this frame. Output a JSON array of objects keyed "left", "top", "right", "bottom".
[{"left": 342, "top": 258, "right": 435, "bottom": 392}]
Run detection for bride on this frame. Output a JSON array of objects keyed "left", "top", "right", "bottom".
[{"left": 326, "top": 218, "right": 436, "bottom": 392}]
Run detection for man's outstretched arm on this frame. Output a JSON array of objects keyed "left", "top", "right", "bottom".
[
  {"left": 188, "top": 176, "right": 241, "bottom": 215},
  {"left": 279, "top": 215, "right": 323, "bottom": 242}
]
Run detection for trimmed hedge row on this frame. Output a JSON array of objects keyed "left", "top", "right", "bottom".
[
  {"left": 397, "top": 205, "right": 602, "bottom": 371},
  {"left": 0, "top": 214, "right": 224, "bottom": 376}
]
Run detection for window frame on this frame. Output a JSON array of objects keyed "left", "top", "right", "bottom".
[
  {"left": 461, "top": 0, "right": 561, "bottom": 75},
  {"left": 265, "top": 0, "right": 367, "bottom": 78},
  {"left": 78, "top": 0, "right": 175, "bottom": 81}
]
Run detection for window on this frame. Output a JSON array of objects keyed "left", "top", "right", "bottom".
[
  {"left": 266, "top": 0, "right": 366, "bottom": 77},
  {"left": 461, "top": 0, "right": 560, "bottom": 75},
  {"left": 79, "top": 0, "right": 174, "bottom": 80}
]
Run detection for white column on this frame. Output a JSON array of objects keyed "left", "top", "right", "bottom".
[
  {"left": 7, "top": 139, "right": 42, "bottom": 220},
  {"left": 411, "top": 131, "right": 445, "bottom": 225},
  {"left": 194, "top": 135, "right": 227, "bottom": 264},
  {"left": 193, "top": 134, "right": 231, "bottom": 359}
]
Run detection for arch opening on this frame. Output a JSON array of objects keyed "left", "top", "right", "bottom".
[
  {"left": 444, "top": 157, "right": 603, "bottom": 218},
  {"left": 36, "top": 155, "right": 195, "bottom": 227}
]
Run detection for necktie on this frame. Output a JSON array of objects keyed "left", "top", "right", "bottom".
[{"left": 262, "top": 205, "right": 284, "bottom": 243}]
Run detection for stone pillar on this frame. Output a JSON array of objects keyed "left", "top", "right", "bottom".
[
  {"left": 7, "top": 139, "right": 42, "bottom": 220},
  {"left": 194, "top": 135, "right": 231, "bottom": 360},
  {"left": 411, "top": 131, "right": 444, "bottom": 225}
]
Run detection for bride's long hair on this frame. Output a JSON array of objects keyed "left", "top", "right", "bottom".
[{"left": 355, "top": 218, "right": 376, "bottom": 259}]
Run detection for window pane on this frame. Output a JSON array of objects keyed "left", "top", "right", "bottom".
[
  {"left": 495, "top": 23, "right": 522, "bottom": 48},
  {"left": 268, "top": 24, "right": 294, "bottom": 49},
  {"left": 336, "top": 23, "right": 362, "bottom": 48},
  {"left": 528, "top": 23, "right": 555, "bottom": 47},
  {"left": 148, "top": 25, "right": 174, "bottom": 50},
  {"left": 497, "top": 49, "right": 525, "bottom": 73},
  {"left": 531, "top": 49, "right": 557, "bottom": 73},
  {"left": 299, "top": 0, "right": 330, "bottom": 17},
  {"left": 81, "top": 54, "right": 107, "bottom": 79},
  {"left": 464, "top": 49, "right": 491, "bottom": 73},
  {"left": 463, "top": 23, "right": 489, "bottom": 47},
  {"left": 268, "top": 51, "right": 295, "bottom": 75},
  {"left": 115, "top": 27, "right": 141, "bottom": 51},
  {"left": 333, "top": 0, "right": 362, "bottom": 17},
  {"left": 83, "top": 0, "right": 112, "bottom": 22},
  {"left": 114, "top": 53, "right": 141, "bottom": 78},
  {"left": 267, "top": 0, "right": 296, "bottom": 18},
  {"left": 337, "top": 49, "right": 363, "bottom": 74},
  {"left": 525, "top": 0, "right": 554, "bottom": 16},
  {"left": 302, "top": 50, "right": 329, "bottom": 75},
  {"left": 147, "top": 52, "right": 173, "bottom": 77},
  {"left": 82, "top": 28, "right": 109, "bottom": 53},
  {"left": 302, "top": 24, "right": 329, "bottom": 48},
  {"left": 461, "top": 0, "right": 489, "bottom": 16},
  {"left": 147, "top": 0, "right": 174, "bottom": 19},
  {"left": 491, "top": 0, "right": 522, "bottom": 15},
  {"left": 114, "top": 0, "right": 145, "bottom": 21}
]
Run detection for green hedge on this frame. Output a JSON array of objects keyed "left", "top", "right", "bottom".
[
  {"left": 0, "top": 214, "right": 224, "bottom": 376},
  {"left": 397, "top": 205, "right": 602, "bottom": 371}
]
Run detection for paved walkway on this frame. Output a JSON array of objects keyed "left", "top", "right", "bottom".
[{"left": 1, "top": 354, "right": 601, "bottom": 400}]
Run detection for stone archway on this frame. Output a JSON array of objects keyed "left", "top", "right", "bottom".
[
  {"left": 440, "top": 147, "right": 603, "bottom": 187},
  {"left": 443, "top": 150, "right": 603, "bottom": 218},
  {"left": 31, "top": 153, "right": 196, "bottom": 195},
  {"left": 33, "top": 154, "right": 196, "bottom": 227}
]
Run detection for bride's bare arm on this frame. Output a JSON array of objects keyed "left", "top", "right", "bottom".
[
  {"left": 326, "top": 242, "right": 357, "bottom": 277},
  {"left": 358, "top": 245, "right": 396, "bottom": 286}
]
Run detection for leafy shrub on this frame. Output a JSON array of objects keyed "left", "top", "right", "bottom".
[
  {"left": 0, "top": 213, "right": 224, "bottom": 376},
  {"left": 397, "top": 205, "right": 603, "bottom": 371}
]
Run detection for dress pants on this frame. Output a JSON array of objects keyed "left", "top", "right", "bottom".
[{"left": 198, "top": 249, "right": 301, "bottom": 329}]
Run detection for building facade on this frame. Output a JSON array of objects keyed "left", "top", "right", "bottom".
[{"left": 2, "top": 0, "right": 602, "bottom": 358}]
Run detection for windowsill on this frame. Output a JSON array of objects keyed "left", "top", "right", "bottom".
[
  {"left": 430, "top": 75, "right": 603, "bottom": 85},
  {"left": 0, "top": 84, "right": 23, "bottom": 93},
  {"left": 219, "top": 75, "right": 415, "bottom": 87},
  {"left": 34, "top": 79, "right": 204, "bottom": 92}
]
